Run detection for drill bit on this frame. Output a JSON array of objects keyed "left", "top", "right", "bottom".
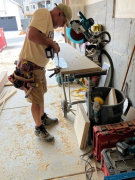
[
  {"left": 57, "top": 53, "right": 59, "bottom": 68},
  {"left": 57, "top": 52, "right": 60, "bottom": 85}
]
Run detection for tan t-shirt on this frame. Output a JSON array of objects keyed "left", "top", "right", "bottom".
[{"left": 19, "top": 8, "right": 54, "bottom": 67}]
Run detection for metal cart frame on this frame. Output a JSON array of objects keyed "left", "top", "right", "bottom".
[{"left": 61, "top": 70, "right": 107, "bottom": 117}]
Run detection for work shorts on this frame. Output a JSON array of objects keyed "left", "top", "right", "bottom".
[
  {"left": 26, "top": 69, "right": 47, "bottom": 104},
  {"left": 18, "top": 60, "right": 47, "bottom": 104}
]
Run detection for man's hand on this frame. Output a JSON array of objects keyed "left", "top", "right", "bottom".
[{"left": 53, "top": 42, "right": 60, "bottom": 53}]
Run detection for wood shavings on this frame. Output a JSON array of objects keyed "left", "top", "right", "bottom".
[
  {"left": 56, "top": 129, "right": 76, "bottom": 155},
  {"left": 71, "top": 160, "right": 83, "bottom": 171},
  {"left": 47, "top": 85, "right": 58, "bottom": 88},
  {"left": 37, "top": 162, "right": 50, "bottom": 171},
  {"left": 19, "top": 107, "right": 30, "bottom": 115},
  {"left": 35, "top": 150, "right": 43, "bottom": 159},
  {"left": 15, "top": 123, "right": 25, "bottom": 130},
  {"left": 55, "top": 148, "right": 62, "bottom": 153}
]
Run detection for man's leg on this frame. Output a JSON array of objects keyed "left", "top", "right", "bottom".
[
  {"left": 33, "top": 101, "right": 58, "bottom": 126},
  {"left": 31, "top": 103, "right": 42, "bottom": 127},
  {"left": 40, "top": 103, "right": 44, "bottom": 118},
  {"left": 31, "top": 103, "right": 54, "bottom": 142}
]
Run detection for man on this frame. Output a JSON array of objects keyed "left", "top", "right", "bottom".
[{"left": 18, "top": 4, "right": 72, "bottom": 142}]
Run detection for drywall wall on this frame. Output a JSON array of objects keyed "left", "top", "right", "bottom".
[{"left": 84, "top": 0, "right": 135, "bottom": 106}]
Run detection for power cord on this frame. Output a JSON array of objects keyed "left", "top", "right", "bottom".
[
  {"left": 70, "top": 87, "right": 87, "bottom": 100},
  {"left": 80, "top": 149, "right": 94, "bottom": 180}
]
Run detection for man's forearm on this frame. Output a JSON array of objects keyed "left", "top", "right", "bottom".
[{"left": 27, "top": 27, "right": 55, "bottom": 48}]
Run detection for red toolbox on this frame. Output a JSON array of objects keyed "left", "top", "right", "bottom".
[
  {"left": 93, "top": 121, "right": 135, "bottom": 161},
  {"left": 101, "top": 148, "right": 135, "bottom": 176}
]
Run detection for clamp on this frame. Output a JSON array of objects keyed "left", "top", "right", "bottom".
[{"left": 48, "top": 67, "right": 61, "bottom": 78}]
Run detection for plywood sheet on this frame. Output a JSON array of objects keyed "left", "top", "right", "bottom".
[
  {"left": 74, "top": 103, "right": 90, "bottom": 149},
  {"left": 104, "top": 88, "right": 117, "bottom": 105},
  {"left": 0, "top": 89, "right": 17, "bottom": 106},
  {"left": 56, "top": 43, "right": 101, "bottom": 74},
  {"left": 5, "top": 80, "right": 13, "bottom": 86},
  {"left": 125, "top": 107, "right": 135, "bottom": 121}
]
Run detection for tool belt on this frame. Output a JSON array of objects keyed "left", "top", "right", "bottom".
[
  {"left": 8, "top": 60, "right": 41, "bottom": 98},
  {"left": 18, "top": 59, "right": 44, "bottom": 71}
]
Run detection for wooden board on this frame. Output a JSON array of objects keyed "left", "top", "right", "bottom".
[
  {"left": 74, "top": 103, "right": 90, "bottom": 149},
  {"left": 55, "top": 43, "right": 101, "bottom": 74},
  {"left": 0, "top": 89, "right": 17, "bottom": 106},
  {"left": 104, "top": 88, "right": 117, "bottom": 105},
  {"left": 98, "top": 62, "right": 110, "bottom": 87},
  {"left": 5, "top": 80, "right": 13, "bottom": 86},
  {"left": 125, "top": 107, "right": 135, "bottom": 121},
  {"left": 0, "top": 71, "right": 8, "bottom": 93}
]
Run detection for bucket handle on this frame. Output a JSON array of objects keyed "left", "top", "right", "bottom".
[{"left": 107, "top": 107, "right": 122, "bottom": 117}]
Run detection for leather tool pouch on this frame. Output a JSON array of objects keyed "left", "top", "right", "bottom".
[
  {"left": 21, "top": 63, "right": 31, "bottom": 72},
  {"left": 18, "top": 60, "right": 31, "bottom": 72},
  {"left": 8, "top": 60, "right": 42, "bottom": 98},
  {"left": 8, "top": 67, "right": 35, "bottom": 98}
]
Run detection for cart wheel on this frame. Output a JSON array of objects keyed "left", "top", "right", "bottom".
[{"left": 61, "top": 100, "right": 67, "bottom": 118}]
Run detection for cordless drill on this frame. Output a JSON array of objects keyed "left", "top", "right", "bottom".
[{"left": 45, "top": 43, "right": 59, "bottom": 59}]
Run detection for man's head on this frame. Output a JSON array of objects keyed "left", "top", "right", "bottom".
[{"left": 50, "top": 3, "right": 72, "bottom": 29}]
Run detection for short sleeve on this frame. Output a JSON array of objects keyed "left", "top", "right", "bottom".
[{"left": 29, "top": 9, "right": 49, "bottom": 34}]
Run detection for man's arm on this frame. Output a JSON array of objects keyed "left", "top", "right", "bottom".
[{"left": 27, "top": 26, "right": 59, "bottom": 53}]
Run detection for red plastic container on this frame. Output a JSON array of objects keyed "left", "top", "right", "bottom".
[
  {"left": 93, "top": 121, "right": 135, "bottom": 161},
  {"left": 0, "top": 28, "right": 7, "bottom": 52}
]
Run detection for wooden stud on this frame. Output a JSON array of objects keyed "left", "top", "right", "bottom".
[{"left": 0, "top": 71, "right": 8, "bottom": 93}]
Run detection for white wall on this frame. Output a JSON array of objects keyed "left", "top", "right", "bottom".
[
  {"left": 84, "top": 0, "right": 104, "bottom": 6},
  {"left": 0, "top": 0, "right": 24, "bottom": 30},
  {"left": 115, "top": 0, "right": 135, "bottom": 18}
]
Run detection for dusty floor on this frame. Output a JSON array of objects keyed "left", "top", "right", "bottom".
[{"left": 0, "top": 31, "right": 104, "bottom": 180}]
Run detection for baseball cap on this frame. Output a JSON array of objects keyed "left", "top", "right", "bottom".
[{"left": 57, "top": 3, "right": 72, "bottom": 28}]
